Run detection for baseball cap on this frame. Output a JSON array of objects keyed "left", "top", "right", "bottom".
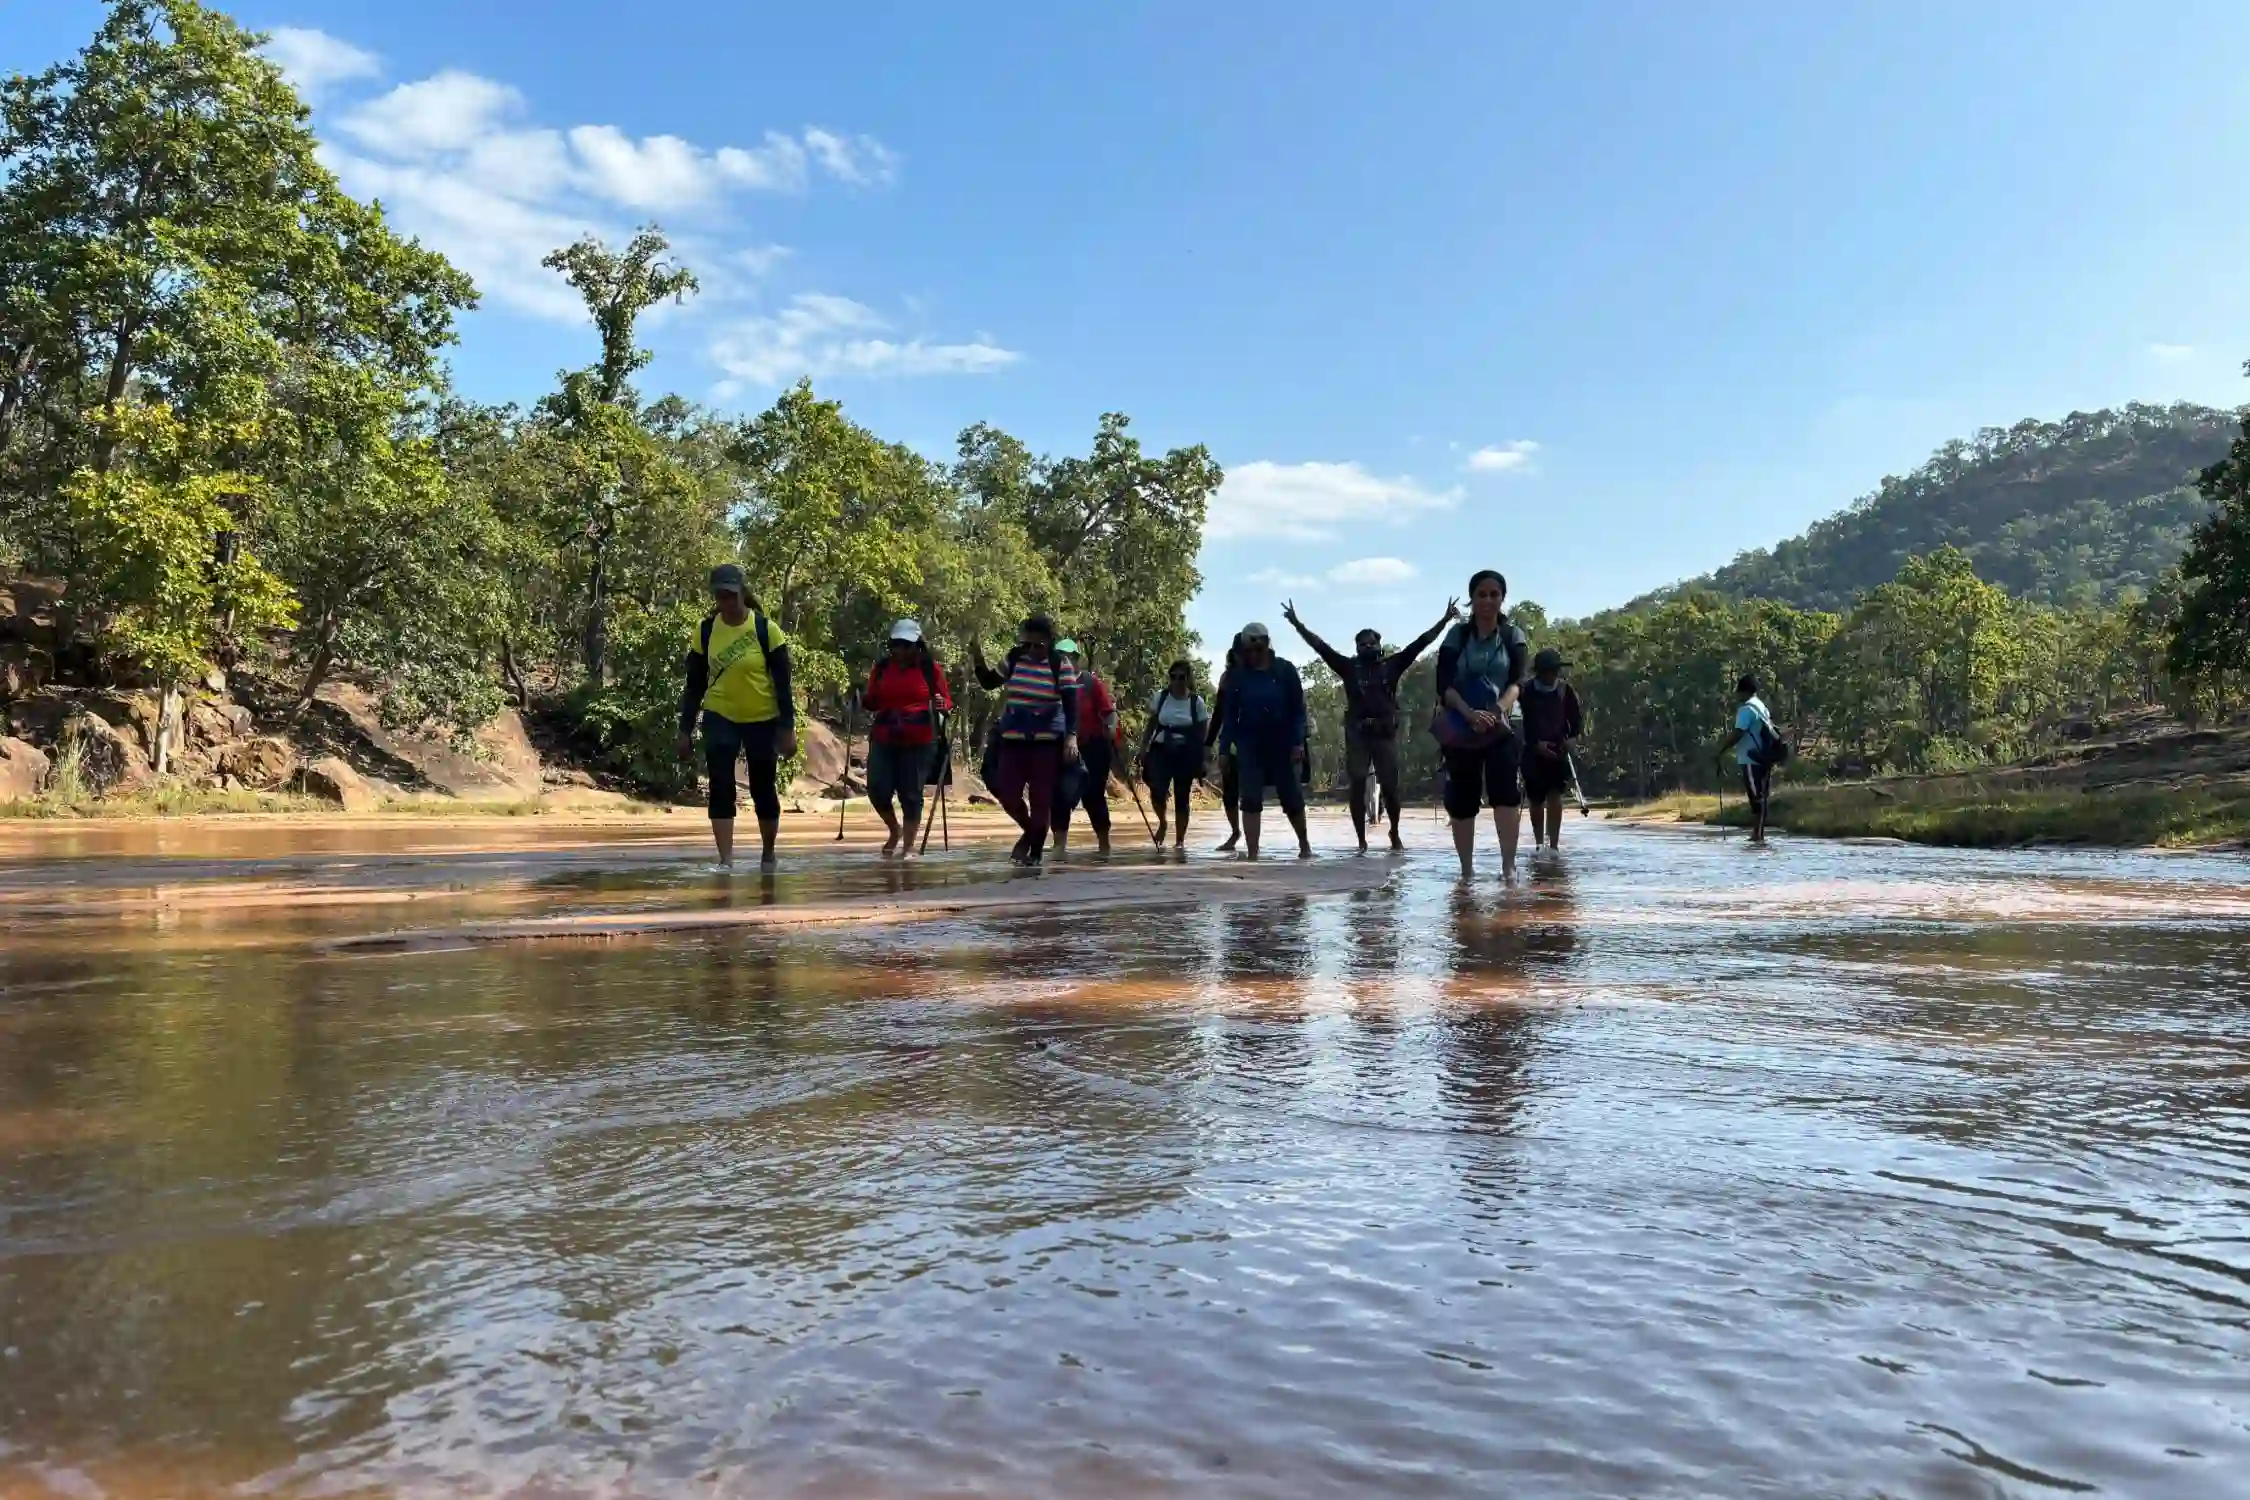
[
  {"left": 889, "top": 618, "right": 923, "bottom": 643},
  {"left": 1533, "top": 647, "right": 1568, "bottom": 672},
  {"left": 1240, "top": 621, "right": 1272, "bottom": 643},
  {"left": 1055, "top": 637, "right": 1080, "bottom": 655},
  {"left": 708, "top": 562, "right": 747, "bottom": 595}
]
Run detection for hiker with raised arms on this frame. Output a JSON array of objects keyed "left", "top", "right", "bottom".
[
  {"left": 971, "top": 614, "right": 1080, "bottom": 868},
  {"left": 1207, "top": 639, "right": 1243, "bottom": 852},
  {"left": 677, "top": 563, "right": 797, "bottom": 870},
  {"left": 861, "top": 619, "right": 952, "bottom": 860},
  {"left": 1281, "top": 595, "right": 1457, "bottom": 853},
  {"left": 1141, "top": 659, "right": 1208, "bottom": 851},
  {"left": 1218, "top": 621, "right": 1314, "bottom": 861},
  {"left": 1431, "top": 568, "right": 1529, "bottom": 881}
]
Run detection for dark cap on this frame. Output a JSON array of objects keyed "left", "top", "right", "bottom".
[
  {"left": 1533, "top": 646, "right": 1567, "bottom": 673},
  {"left": 709, "top": 562, "right": 747, "bottom": 596}
]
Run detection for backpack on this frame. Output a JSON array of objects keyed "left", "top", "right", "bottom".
[
  {"left": 700, "top": 608, "right": 773, "bottom": 662},
  {"left": 1745, "top": 700, "right": 1794, "bottom": 768},
  {"left": 1429, "top": 617, "right": 1524, "bottom": 750}
]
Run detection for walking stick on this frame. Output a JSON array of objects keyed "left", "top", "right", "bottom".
[
  {"left": 1567, "top": 752, "right": 1590, "bottom": 816},
  {"left": 921, "top": 717, "right": 950, "bottom": 856},
  {"left": 1123, "top": 757, "right": 1157, "bottom": 840},
  {"left": 1714, "top": 756, "right": 1730, "bottom": 840}
]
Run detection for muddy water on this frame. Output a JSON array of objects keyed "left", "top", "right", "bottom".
[{"left": 1, "top": 818, "right": 2246, "bottom": 1498}]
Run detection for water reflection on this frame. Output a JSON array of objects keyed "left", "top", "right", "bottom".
[{"left": 1, "top": 819, "right": 2247, "bottom": 1497}]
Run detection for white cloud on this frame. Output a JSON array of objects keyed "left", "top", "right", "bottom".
[
  {"left": 341, "top": 70, "right": 523, "bottom": 156},
  {"left": 1326, "top": 556, "right": 1418, "bottom": 587},
  {"left": 710, "top": 294, "right": 1021, "bottom": 385},
  {"left": 1465, "top": 440, "right": 1540, "bottom": 474},
  {"left": 569, "top": 126, "right": 718, "bottom": 211},
  {"left": 263, "top": 27, "right": 381, "bottom": 97},
  {"left": 1207, "top": 461, "right": 1461, "bottom": 542},
  {"left": 716, "top": 134, "right": 812, "bottom": 192},
  {"left": 1248, "top": 567, "right": 1323, "bottom": 593},
  {"left": 803, "top": 127, "right": 899, "bottom": 186},
  {"left": 2147, "top": 342, "right": 2195, "bottom": 363}
]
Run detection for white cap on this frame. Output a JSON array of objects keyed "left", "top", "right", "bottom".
[
  {"left": 888, "top": 618, "right": 923, "bottom": 643},
  {"left": 1240, "top": 621, "right": 1272, "bottom": 642}
]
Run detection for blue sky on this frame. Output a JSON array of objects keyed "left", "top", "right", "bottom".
[{"left": 18, "top": 1, "right": 2250, "bottom": 653}]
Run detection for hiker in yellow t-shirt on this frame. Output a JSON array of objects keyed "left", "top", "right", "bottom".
[{"left": 676, "top": 563, "right": 797, "bottom": 868}]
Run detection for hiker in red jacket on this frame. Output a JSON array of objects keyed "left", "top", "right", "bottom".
[
  {"left": 862, "top": 619, "right": 953, "bottom": 859},
  {"left": 1051, "top": 638, "right": 1122, "bottom": 855}
]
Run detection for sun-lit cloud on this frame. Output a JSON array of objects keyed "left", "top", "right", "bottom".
[
  {"left": 1325, "top": 556, "right": 1417, "bottom": 587},
  {"left": 283, "top": 30, "right": 1007, "bottom": 380},
  {"left": 1465, "top": 440, "right": 1540, "bottom": 474},
  {"left": 1207, "top": 461, "right": 1461, "bottom": 542},
  {"left": 709, "top": 294, "right": 1021, "bottom": 386},
  {"left": 260, "top": 26, "right": 380, "bottom": 97}
]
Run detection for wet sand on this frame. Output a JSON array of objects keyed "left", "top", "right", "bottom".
[{"left": 2, "top": 814, "right": 2246, "bottom": 1497}]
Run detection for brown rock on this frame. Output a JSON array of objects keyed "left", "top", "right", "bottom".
[
  {"left": 63, "top": 713, "right": 153, "bottom": 795},
  {"left": 0, "top": 644, "right": 50, "bottom": 701},
  {"left": 799, "top": 718, "right": 847, "bottom": 786},
  {"left": 0, "top": 736, "right": 50, "bottom": 803},
  {"left": 299, "top": 755, "right": 380, "bottom": 812},
  {"left": 89, "top": 691, "right": 162, "bottom": 757},
  {"left": 187, "top": 700, "right": 253, "bottom": 747},
  {"left": 0, "top": 577, "right": 63, "bottom": 646},
  {"left": 219, "top": 735, "right": 297, "bottom": 790},
  {"left": 313, "top": 682, "right": 544, "bottom": 801},
  {"left": 167, "top": 746, "right": 215, "bottom": 786}
]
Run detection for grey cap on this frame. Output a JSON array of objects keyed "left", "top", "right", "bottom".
[
  {"left": 709, "top": 562, "right": 747, "bottom": 596},
  {"left": 1533, "top": 646, "right": 1567, "bottom": 672},
  {"left": 1240, "top": 621, "right": 1272, "bottom": 643}
]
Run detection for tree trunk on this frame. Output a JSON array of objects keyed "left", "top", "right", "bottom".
[
  {"left": 154, "top": 683, "right": 183, "bottom": 778},
  {"left": 500, "top": 635, "right": 531, "bottom": 709},
  {"left": 582, "top": 540, "right": 608, "bottom": 688}
]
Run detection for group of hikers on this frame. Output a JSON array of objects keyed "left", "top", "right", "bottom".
[{"left": 677, "top": 560, "right": 1784, "bottom": 873}]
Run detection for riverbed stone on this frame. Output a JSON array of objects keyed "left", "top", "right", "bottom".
[
  {"left": 800, "top": 719, "right": 846, "bottom": 786},
  {"left": 64, "top": 712, "right": 152, "bottom": 794},
  {"left": 313, "top": 682, "right": 544, "bottom": 801},
  {"left": 220, "top": 735, "right": 298, "bottom": 790},
  {"left": 300, "top": 755, "right": 380, "bottom": 812},
  {"left": 0, "top": 736, "right": 49, "bottom": 802},
  {"left": 188, "top": 700, "right": 253, "bottom": 746}
]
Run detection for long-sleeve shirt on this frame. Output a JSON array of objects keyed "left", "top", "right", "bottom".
[
  {"left": 975, "top": 647, "right": 1080, "bottom": 742},
  {"left": 863, "top": 657, "right": 953, "bottom": 747},
  {"left": 1219, "top": 657, "right": 1307, "bottom": 752},
  {"left": 1293, "top": 614, "right": 1451, "bottom": 731},
  {"left": 679, "top": 612, "right": 795, "bottom": 735}
]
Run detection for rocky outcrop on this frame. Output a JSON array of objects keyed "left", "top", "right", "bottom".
[
  {"left": 799, "top": 718, "right": 847, "bottom": 786},
  {"left": 0, "top": 736, "right": 49, "bottom": 803},
  {"left": 64, "top": 712, "right": 152, "bottom": 794},
  {"left": 313, "top": 682, "right": 544, "bottom": 802},
  {"left": 219, "top": 735, "right": 298, "bottom": 790},
  {"left": 188, "top": 700, "right": 253, "bottom": 747},
  {"left": 299, "top": 755, "right": 381, "bottom": 812}
]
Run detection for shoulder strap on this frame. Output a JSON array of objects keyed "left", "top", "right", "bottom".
[
  {"left": 700, "top": 612, "right": 715, "bottom": 654},
  {"left": 754, "top": 611, "right": 771, "bottom": 656}
]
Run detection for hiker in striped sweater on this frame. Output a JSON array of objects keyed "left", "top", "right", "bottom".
[{"left": 971, "top": 613, "right": 1081, "bottom": 867}]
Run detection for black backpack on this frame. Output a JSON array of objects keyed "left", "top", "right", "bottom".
[
  {"left": 1349, "top": 653, "right": 1400, "bottom": 736},
  {"left": 700, "top": 609, "right": 774, "bottom": 662}
]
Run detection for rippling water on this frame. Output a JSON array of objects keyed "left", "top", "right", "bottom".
[{"left": 1, "top": 817, "right": 2246, "bottom": 1498}]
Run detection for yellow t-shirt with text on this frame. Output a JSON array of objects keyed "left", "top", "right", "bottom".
[{"left": 699, "top": 612, "right": 789, "bottom": 725}]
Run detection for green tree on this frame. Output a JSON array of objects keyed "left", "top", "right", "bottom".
[
  {"left": 2167, "top": 391, "right": 2250, "bottom": 686},
  {"left": 538, "top": 228, "right": 700, "bottom": 686}
]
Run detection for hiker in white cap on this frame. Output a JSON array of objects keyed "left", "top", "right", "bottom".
[
  {"left": 1216, "top": 621, "right": 1313, "bottom": 860},
  {"left": 860, "top": 619, "right": 952, "bottom": 858}
]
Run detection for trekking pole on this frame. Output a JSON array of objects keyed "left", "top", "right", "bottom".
[
  {"left": 1714, "top": 756, "right": 1730, "bottom": 840},
  {"left": 1567, "top": 752, "right": 1590, "bottom": 816},
  {"left": 921, "top": 718, "right": 949, "bottom": 856},
  {"left": 1123, "top": 761, "right": 1157, "bottom": 840}
]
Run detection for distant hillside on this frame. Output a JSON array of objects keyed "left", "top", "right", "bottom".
[{"left": 1657, "top": 401, "right": 2240, "bottom": 611}]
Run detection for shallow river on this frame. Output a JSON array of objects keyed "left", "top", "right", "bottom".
[{"left": 2, "top": 816, "right": 2246, "bottom": 1498}]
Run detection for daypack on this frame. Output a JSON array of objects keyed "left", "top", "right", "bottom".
[
  {"left": 1745, "top": 700, "right": 1794, "bottom": 768},
  {"left": 1147, "top": 689, "right": 1208, "bottom": 746},
  {"left": 867, "top": 650, "right": 945, "bottom": 739},
  {"left": 1429, "top": 617, "right": 1525, "bottom": 751}
]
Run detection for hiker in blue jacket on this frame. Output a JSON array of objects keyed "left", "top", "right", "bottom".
[{"left": 1218, "top": 621, "right": 1313, "bottom": 860}]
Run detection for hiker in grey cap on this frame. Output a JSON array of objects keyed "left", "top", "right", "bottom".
[
  {"left": 1217, "top": 621, "right": 1313, "bottom": 859},
  {"left": 678, "top": 563, "right": 796, "bottom": 869}
]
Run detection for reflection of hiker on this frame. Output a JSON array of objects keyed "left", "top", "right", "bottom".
[
  {"left": 1141, "top": 659, "right": 1208, "bottom": 850},
  {"left": 862, "top": 619, "right": 952, "bottom": 860},
  {"left": 1219, "top": 622, "right": 1313, "bottom": 861},
  {"left": 1282, "top": 596, "right": 1456, "bottom": 853},
  {"left": 1519, "top": 647, "right": 1583, "bottom": 852},
  {"left": 1717, "top": 673, "right": 1784, "bottom": 846},
  {"left": 1208, "top": 640, "right": 1243, "bottom": 852},
  {"left": 971, "top": 614, "right": 1080, "bottom": 867},
  {"left": 1431, "top": 569, "right": 1529, "bottom": 880},
  {"left": 1050, "top": 639, "right": 1120, "bottom": 856},
  {"left": 677, "top": 563, "right": 796, "bottom": 870}
]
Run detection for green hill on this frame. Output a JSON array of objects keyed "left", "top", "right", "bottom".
[{"left": 1658, "top": 401, "right": 2239, "bottom": 610}]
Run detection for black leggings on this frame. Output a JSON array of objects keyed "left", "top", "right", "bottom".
[
  {"left": 703, "top": 712, "right": 781, "bottom": 823},
  {"left": 1145, "top": 742, "right": 1199, "bottom": 828},
  {"left": 1053, "top": 735, "right": 1114, "bottom": 836}
]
